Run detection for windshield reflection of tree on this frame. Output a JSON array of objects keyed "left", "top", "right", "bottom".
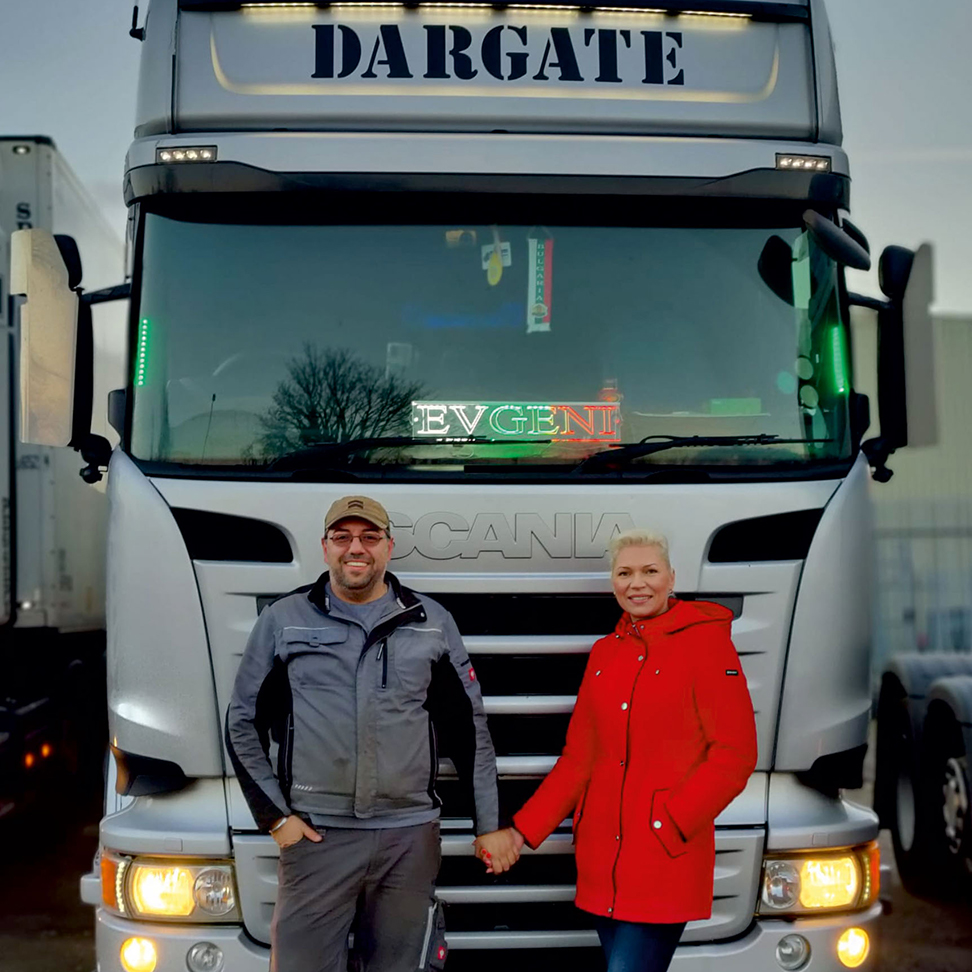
[{"left": 257, "top": 343, "right": 426, "bottom": 459}]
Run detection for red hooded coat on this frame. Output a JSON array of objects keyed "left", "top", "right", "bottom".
[{"left": 512, "top": 599, "right": 758, "bottom": 923}]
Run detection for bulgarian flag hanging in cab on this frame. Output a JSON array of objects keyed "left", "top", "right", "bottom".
[{"left": 527, "top": 230, "right": 553, "bottom": 333}]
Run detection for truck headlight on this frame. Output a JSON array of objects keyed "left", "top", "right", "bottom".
[
  {"left": 758, "top": 841, "right": 879, "bottom": 916},
  {"left": 100, "top": 852, "right": 240, "bottom": 922}
]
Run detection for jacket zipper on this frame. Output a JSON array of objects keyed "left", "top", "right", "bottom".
[
  {"left": 281, "top": 712, "right": 294, "bottom": 797},
  {"left": 429, "top": 718, "right": 441, "bottom": 806},
  {"left": 360, "top": 604, "right": 424, "bottom": 688},
  {"left": 609, "top": 635, "right": 648, "bottom": 916},
  {"left": 377, "top": 640, "right": 388, "bottom": 689}
]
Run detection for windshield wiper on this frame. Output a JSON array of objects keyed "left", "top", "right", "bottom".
[
  {"left": 573, "top": 434, "right": 833, "bottom": 474},
  {"left": 267, "top": 436, "right": 552, "bottom": 472}
]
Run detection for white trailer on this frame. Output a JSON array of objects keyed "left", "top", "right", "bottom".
[
  {"left": 13, "top": 2, "right": 939, "bottom": 970},
  {"left": 0, "top": 136, "right": 124, "bottom": 816}
]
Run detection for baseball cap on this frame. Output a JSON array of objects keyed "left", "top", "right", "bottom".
[{"left": 324, "top": 496, "right": 391, "bottom": 533}]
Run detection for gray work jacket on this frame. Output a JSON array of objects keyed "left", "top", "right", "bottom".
[{"left": 225, "top": 571, "right": 499, "bottom": 834}]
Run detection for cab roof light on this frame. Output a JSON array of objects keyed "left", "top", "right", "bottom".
[
  {"left": 777, "top": 153, "right": 832, "bottom": 173},
  {"left": 157, "top": 146, "right": 218, "bottom": 164},
  {"left": 240, "top": 2, "right": 752, "bottom": 12}
]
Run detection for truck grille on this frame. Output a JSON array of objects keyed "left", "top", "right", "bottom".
[
  {"left": 232, "top": 828, "right": 762, "bottom": 949},
  {"left": 234, "top": 590, "right": 760, "bottom": 951}
]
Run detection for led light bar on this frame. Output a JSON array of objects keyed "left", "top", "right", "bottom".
[
  {"left": 777, "top": 153, "right": 831, "bottom": 173},
  {"left": 135, "top": 319, "right": 151, "bottom": 388},
  {"left": 156, "top": 146, "right": 218, "bottom": 164},
  {"left": 243, "top": 1, "right": 749, "bottom": 10},
  {"left": 191, "top": 1, "right": 810, "bottom": 22}
]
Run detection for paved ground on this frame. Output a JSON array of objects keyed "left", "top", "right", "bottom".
[
  {"left": 0, "top": 784, "right": 100, "bottom": 972},
  {"left": 2, "top": 776, "right": 970, "bottom": 971},
  {"left": 876, "top": 855, "right": 972, "bottom": 971}
]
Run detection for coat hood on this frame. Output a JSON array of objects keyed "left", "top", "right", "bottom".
[{"left": 614, "top": 598, "right": 733, "bottom": 639}]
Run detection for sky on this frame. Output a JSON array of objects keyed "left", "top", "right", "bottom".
[{"left": 1, "top": 0, "right": 971, "bottom": 313}]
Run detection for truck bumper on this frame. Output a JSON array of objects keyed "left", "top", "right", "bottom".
[
  {"left": 95, "top": 903, "right": 881, "bottom": 971},
  {"left": 672, "top": 903, "right": 883, "bottom": 969},
  {"left": 96, "top": 909, "right": 269, "bottom": 972}
]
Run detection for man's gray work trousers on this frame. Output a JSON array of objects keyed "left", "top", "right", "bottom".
[{"left": 271, "top": 821, "right": 442, "bottom": 972}]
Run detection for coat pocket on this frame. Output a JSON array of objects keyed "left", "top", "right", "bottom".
[
  {"left": 572, "top": 785, "right": 590, "bottom": 843},
  {"left": 418, "top": 898, "right": 448, "bottom": 971},
  {"left": 280, "top": 625, "right": 350, "bottom": 688},
  {"left": 649, "top": 788, "right": 689, "bottom": 859},
  {"left": 390, "top": 631, "right": 434, "bottom": 696}
]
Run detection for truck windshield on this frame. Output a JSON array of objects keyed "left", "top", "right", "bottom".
[{"left": 130, "top": 194, "right": 854, "bottom": 479}]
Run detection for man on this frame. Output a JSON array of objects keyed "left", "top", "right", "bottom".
[{"left": 226, "top": 495, "right": 518, "bottom": 972}]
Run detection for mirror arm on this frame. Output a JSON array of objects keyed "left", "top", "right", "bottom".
[
  {"left": 82, "top": 282, "right": 131, "bottom": 306},
  {"left": 847, "top": 291, "right": 887, "bottom": 313},
  {"left": 76, "top": 434, "right": 113, "bottom": 485},
  {"left": 861, "top": 436, "right": 895, "bottom": 483}
]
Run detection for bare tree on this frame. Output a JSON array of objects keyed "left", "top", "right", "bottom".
[{"left": 258, "top": 344, "right": 425, "bottom": 458}]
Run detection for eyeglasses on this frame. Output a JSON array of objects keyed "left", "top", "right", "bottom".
[{"left": 326, "top": 531, "right": 387, "bottom": 547}]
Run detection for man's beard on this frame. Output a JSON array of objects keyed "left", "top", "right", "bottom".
[{"left": 332, "top": 558, "right": 380, "bottom": 595}]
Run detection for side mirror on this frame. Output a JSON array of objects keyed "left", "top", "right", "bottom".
[
  {"left": 10, "top": 228, "right": 80, "bottom": 447},
  {"left": 854, "top": 243, "right": 937, "bottom": 480},
  {"left": 803, "top": 210, "right": 871, "bottom": 271},
  {"left": 894, "top": 243, "right": 937, "bottom": 448}
]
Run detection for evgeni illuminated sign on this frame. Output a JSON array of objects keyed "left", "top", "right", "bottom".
[{"left": 411, "top": 401, "right": 621, "bottom": 442}]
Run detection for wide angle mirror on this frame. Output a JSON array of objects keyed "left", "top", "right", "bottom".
[{"left": 10, "top": 228, "right": 79, "bottom": 446}]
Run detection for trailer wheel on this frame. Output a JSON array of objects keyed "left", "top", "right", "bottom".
[
  {"left": 922, "top": 706, "right": 972, "bottom": 896},
  {"left": 879, "top": 687, "right": 941, "bottom": 895},
  {"left": 943, "top": 756, "right": 969, "bottom": 861}
]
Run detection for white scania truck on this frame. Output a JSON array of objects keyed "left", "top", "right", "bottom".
[
  {"left": 13, "top": 1, "right": 938, "bottom": 970},
  {"left": 0, "top": 136, "right": 124, "bottom": 817}
]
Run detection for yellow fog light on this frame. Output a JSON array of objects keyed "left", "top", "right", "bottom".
[
  {"left": 120, "top": 937, "right": 157, "bottom": 972},
  {"left": 130, "top": 865, "right": 196, "bottom": 917},
  {"left": 837, "top": 927, "right": 870, "bottom": 968},
  {"left": 799, "top": 856, "right": 859, "bottom": 909}
]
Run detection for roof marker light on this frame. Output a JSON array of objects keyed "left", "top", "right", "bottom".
[
  {"left": 157, "top": 146, "right": 217, "bottom": 164},
  {"left": 777, "top": 154, "right": 832, "bottom": 173},
  {"left": 243, "top": 2, "right": 751, "bottom": 14}
]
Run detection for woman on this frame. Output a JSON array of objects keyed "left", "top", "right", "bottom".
[{"left": 476, "top": 529, "right": 758, "bottom": 972}]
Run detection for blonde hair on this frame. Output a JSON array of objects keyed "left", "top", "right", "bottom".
[{"left": 609, "top": 529, "right": 671, "bottom": 570}]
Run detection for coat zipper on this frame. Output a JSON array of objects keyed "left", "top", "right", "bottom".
[
  {"left": 377, "top": 640, "right": 388, "bottom": 689},
  {"left": 359, "top": 603, "right": 424, "bottom": 688},
  {"left": 429, "top": 717, "right": 441, "bottom": 806},
  {"left": 281, "top": 712, "right": 294, "bottom": 797},
  {"left": 609, "top": 638, "right": 649, "bottom": 916}
]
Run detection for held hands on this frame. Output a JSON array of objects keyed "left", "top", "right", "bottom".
[
  {"left": 473, "top": 827, "right": 525, "bottom": 874},
  {"left": 271, "top": 815, "right": 323, "bottom": 849}
]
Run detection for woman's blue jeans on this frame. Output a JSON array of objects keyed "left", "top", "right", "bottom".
[{"left": 594, "top": 917, "right": 687, "bottom": 972}]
